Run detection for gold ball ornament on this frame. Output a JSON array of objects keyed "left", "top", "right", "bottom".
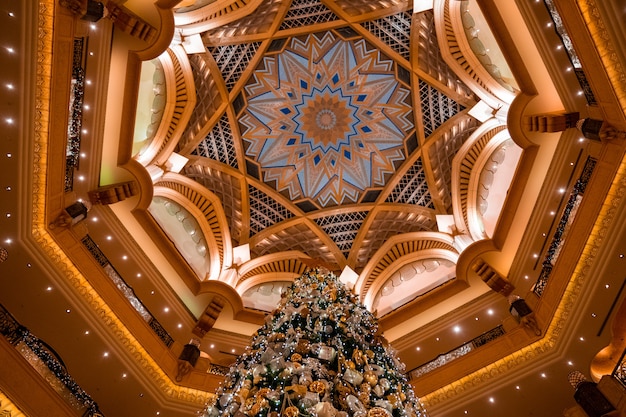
[
  {"left": 363, "top": 370, "right": 378, "bottom": 387},
  {"left": 309, "top": 380, "right": 326, "bottom": 394},
  {"left": 284, "top": 406, "right": 299, "bottom": 417},
  {"left": 291, "top": 353, "right": 303, "bottom": 363},
  {"left": 367, "top": 407, "right": 390, "bottom": 417}
]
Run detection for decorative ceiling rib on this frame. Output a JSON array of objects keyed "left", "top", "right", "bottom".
[{"left": 143, "top": 0, "right": 523, "bottom": 317}]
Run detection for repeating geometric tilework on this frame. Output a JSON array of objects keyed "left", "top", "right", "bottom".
[
  {"left": 241, "top": 32, "right": 412, "bottom": 208},
  {"left": 251, "top": 223, "right": 336, "bottom": 266},
  {"left": 192, "top": 113, "right": 239, "bottom": 168},
  {"left": 248, "top": 184, "right": 295, "bottom": 235},
  {"left": 203, "top": 0, "right": 283, "bottom": 41},
  {"left": 279, "top": 0, "right": 339, "bottom": 30},
  {"left": 428, "top": 116, "right": 479, "bottom": 211},
  {"left": 414, "top": 10, "right": 475, "bottom": 99},
  {"left": 183, "top": 164, "right": 243, "bottom": 244},
  {"left": 179, "top": 54, "right": 224, "bottom": 150},
  {"left": 314, "top": 211, "right": 368, "bottom": 257},
  {"left": 419, "top": 79, "right": 466, "bottom": 138},
  {"left": 208, "top": 42, "right": 262, "bottom": 91},
  {"left": 386, "top": 157, "right": 434, "bottom": 208},
  {"left": 354, "top": 210, "right": 437, "bottom": 270},
  {"left": 361, "top": 10, "right": 413, "bottom": 61}
]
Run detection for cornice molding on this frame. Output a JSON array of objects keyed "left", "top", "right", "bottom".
[
  {"left": 32, "top": 0, "right": 214, "bottom": 408},
  {"left": 421, "top": 149, "right": 626, "bottom": 409}
]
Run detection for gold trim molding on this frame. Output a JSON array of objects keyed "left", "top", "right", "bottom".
[
  {"left": 577, "top": 0, "right": 626, "bottom": 119},
  {"left": 421, "top": 153, "right": 626, "bottom": 407},
  {"left": 33, "top": 0, "right": 214, "bottom": 407},
  {"left": 0, "top": 389, "right": 26, "bottom": 417}
]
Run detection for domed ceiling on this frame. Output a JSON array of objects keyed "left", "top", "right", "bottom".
[{"left": 136, "top": 0, "right": 520, "bottom": 318}]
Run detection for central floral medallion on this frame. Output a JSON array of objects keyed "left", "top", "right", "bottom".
[{"left": 240, "top": 31, "right": 414, "bottom": 207}]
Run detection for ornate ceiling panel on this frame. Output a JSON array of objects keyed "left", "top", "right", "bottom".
[{"left": 148, "top": 0, "right": 518, "bottom": 313}]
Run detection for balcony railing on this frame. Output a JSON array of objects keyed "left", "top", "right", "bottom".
[{"left": 0, "top": 304, "right": 103, "bottom": 416}]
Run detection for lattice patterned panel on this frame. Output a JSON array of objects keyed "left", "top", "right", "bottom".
[
  {"left": 314, "top": 211, "right": 368, "bottom": 258},
  {"left": 178, "top": 54, "right": 223, "bottom": 150},
  {"left": 354, "top": 210, "right": 436, "bottom": 269},
  {"left": 428, "top": 116, "right": 479, "bottom": 211},
  {"left": 208, "top": 42, "right": 262, "bottom": 91},
  {"left": 252, "top": 223, "right": 337, "bottom": 265},
  {"left": 279, "top": 0, "right": 339, "bottom": 30},
  {"left": 248, "top": 185, "right": 295, "bottom": 235},
  {"left": 332, "top": 0, "right": 406, "bottom": 17},
  {"left": 386, "top": 157, "right": 434, "bottom": 208},
  {"left": 183, "top": 164, "right": 243, "bottom": 244},
  {"left": 203, "top": 0, "right": 282, "bottom": 41},
  {"left": 419, "top": 79, "right": 466, "bottom": 138},
  {"left": 192, "top": 113, "right": 238, "bottom": 168},
  {"left": 414, "top": 10, "right": 474, "bottom": 99},
  {"left": 361, "top": 10, "right": 412, "bottom": 61}
]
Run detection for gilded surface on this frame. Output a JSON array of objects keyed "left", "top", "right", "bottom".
[{"left": 33, "top": 0, "right": 214, "bottom": 407}]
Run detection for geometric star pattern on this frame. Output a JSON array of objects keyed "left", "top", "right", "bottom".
[{"left": 240, "top": 31, "right": 414, "bottom": 207}]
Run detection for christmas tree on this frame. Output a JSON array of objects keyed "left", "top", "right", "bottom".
[{"left": 202, "top": 269, "right": 427, "bottom": 417}]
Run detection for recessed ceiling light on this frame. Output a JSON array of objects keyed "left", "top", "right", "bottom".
[
  {"left": 567, "top": 361, "right": 573, "bottom": 366},
  {"left": 591, "top": 313, "right": 597, "bottom": 318},
  {"left": 177, "top": 323, "right": 182, "bottom": 328},
  {"left": 435, "top": 337, "right": 440, "bottom": 341},
  {"left": 164, "top": 307, "right": 169, "bottom": 313},
  {"left": 91, "top": 217, "right": 98, "bottom": 222},
  {"left": 489, "top": 397, "right": 495, "bottom": 403},
  {"left": 46, "top": 286, "right": 52, "bottom": 291},
  {"left": 416, "top": 346, "right": 421, "bottom": 351},
  {"left": 103, "top": 352, "right": 109, "bottom": 357},
  {"left": 122, "top": 255, "right": 128, "bottom": 260},
  {"left": 231, "top": 349, "right": 235, "bottom": 353},
  {"left": 122, "top": 373, "right": 127, "bottom": 378},
  {"left": 605, "top": 284, "right": 610, "bottom": 289},
  {"left": 453, "top": 325, "right": 461, "bottom": 333},
  {"left": 8, "top": 12, "right": 14, "bottom": 17},
  {"left": 210, "top": 344, "right": 215, "bottom": 349},
  {"left": 5, "top": 118, "right": 13, "bottom": 124},
  {"left": 5, "top": 186, "right": 11, "bottom": 191},
  {"left": 541, "top": 373, "right": 547, "bottom": 378},
  {"left": 515, "top": 385, "right": 520, "bottom": 390},
  {"left": 66, "top": 309, "right": 71, "bottom": 313},
  {"left": 5, "top": 238, "right": 12, "bottom": 244},
  {"left": 6, "top": 47, "right": 14, "bottom": 53},
  {"left": 84, "top": 330, "right": 90, "bottom": 335},
  {"left": 475, "top": 317, "right": 479, "bottom": 320},
  {"left": 579, "top": 336, "right": 585, "bottom": 341},
  {"left": 137, "top": 273, "right": 142, "bottom": 277},
  {"left": 150, "top": 290, "right": 155, "bottom": 295},
  {"left": 6, "top": 83, "right": 13, "bottom": 89},
  {"left": 26, "top": 263, "right": 31, "bottom": 268},
  {"left": 106, "top": 236, "right": 112, "bottom": 240},
  {"left": 487, "top": 309, "right": 494, "bottom": 315}
]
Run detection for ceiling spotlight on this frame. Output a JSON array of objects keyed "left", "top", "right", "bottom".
[
  {"left": 103, "top": 352, "right": 109, "bottom": 357},
  {"left": 453, "top": 325, "right": 461, "bottom": 333}
]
